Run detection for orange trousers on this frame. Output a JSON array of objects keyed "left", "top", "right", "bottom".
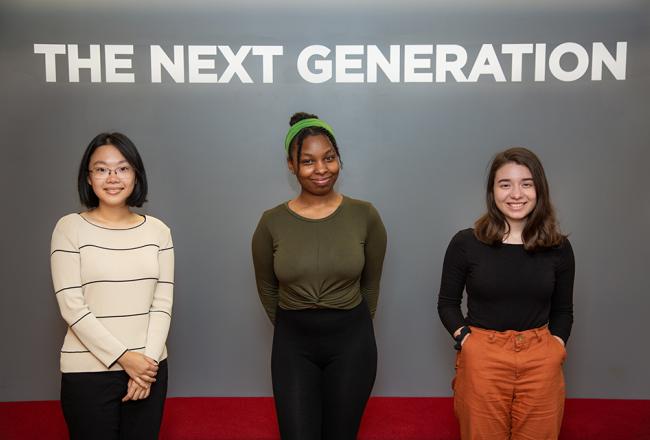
[{"left": 453, "top": 325, "right": 566, "bottom": 440}]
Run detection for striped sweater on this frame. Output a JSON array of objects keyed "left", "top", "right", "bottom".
[{"left": 50, "top": 213, "right": 174, "bottom": 373}]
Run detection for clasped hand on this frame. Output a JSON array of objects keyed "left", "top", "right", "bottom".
[{"left": 117, "top": 351, "right": 158, "bottom": 402}]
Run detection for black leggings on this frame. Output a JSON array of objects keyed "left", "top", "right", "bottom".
[
  {"left": 60, "top": 360, "right": 168, "bottom": 440},
  {"left": 272, "top": 300, "right": 377, "bottom": 440}
]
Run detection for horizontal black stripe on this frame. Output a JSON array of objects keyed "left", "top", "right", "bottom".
[
  {"left": 157, "top": 281, "right": 174, "bottom": 285},
  {"left": 70, "top": 312, "right": 91, "bottom": 328},
  {"left": 56, "top": 278, "right": 159, "bottom": 295},
  {"left": 79, "top": 243, "right": 160, "bottom": 251},
  {"left": 55, "top": 285, "right": 82, "bottom": 295},
  {"left": 96, "top": 312, "right": 150, "bottom": 319},
  {"left": 62, "top": 346, "right": 146, "bottom": 354},
  {"left": 150, "top": 310, "right": 172, "bottom": 318},
  {"left": 82, "top": 277, "right": 158, "bottom": 287},
  {"left": 51, "top": 249, "right": 80, "bottom": 256},
  {"left": 159, "top": 246, "right": 174, "bottom": 252}
]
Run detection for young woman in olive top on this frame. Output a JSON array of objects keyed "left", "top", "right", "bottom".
[
  {"left": 437, "top": 147, "right": 574, "bottom": 440},
  {"left": 50, "top": 133, "right": 173, "bottom": 439},
  {"left": 252, "top": 112, "right": 387, "bottom": 440}
]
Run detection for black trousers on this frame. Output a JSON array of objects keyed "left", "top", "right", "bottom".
[
  {"left": 272, "top": 300, "right": 377, "bottom": 440},
  {"left": 60, "top": 359, "right": 168, "bottom": 440}
]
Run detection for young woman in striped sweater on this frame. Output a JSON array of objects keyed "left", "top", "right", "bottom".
[{"left": 50, "top": 132, "right": 174, "bottom": 439}]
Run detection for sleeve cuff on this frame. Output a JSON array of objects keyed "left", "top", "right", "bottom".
[{"left": 108, "top": 349, "right": 128, "bottom": 369}]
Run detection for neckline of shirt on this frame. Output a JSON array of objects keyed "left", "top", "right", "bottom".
[
  {"left": 77, "top": 213, "right": 147, "bottom": 230},
  {"left": 283, "top": 195, "right": 347, "bottom": 223},
  {"left": 467, "top": 229, "right": 524, "bottom": 247}
]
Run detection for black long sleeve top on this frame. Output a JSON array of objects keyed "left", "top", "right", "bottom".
[{"left": 437, "top": 228, "right": 575, "bottom": 343}]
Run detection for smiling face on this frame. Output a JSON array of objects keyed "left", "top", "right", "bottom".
[
  {"left": 287, "top": 134, "right": 340, "bottom": 196},
  {"left": 493, "top": 162, "right": 537, "bottom": 226},
  {"left": 86, "top": 144, "right": 136, "bottom": 208}
]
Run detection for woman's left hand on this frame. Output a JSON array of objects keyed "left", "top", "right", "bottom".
[{"left": 122, "top": 378, "right": 151, "bottom": 402}]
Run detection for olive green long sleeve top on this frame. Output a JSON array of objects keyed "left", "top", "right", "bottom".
[{"left": 252, "top": 196, "right": 387, "bottom": 324}]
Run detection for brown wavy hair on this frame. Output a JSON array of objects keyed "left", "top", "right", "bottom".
[{"left": 474, "top": 147, "right": 566, "bottom": 251}]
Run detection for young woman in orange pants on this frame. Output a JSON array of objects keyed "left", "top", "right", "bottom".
[{"left": 437, "top": 147, "right": 574, "bottom": 440}]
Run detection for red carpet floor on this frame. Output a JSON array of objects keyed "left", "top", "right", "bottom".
[{"left": 1, "top": 397, "right": 649, "bottom": 439}]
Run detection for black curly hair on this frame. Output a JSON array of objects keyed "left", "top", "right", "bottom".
[{"left": 287, "top": 112, "right": 342, "bottom": 170}]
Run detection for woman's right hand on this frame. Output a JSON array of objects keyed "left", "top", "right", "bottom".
[
  {"left": 122, "top": 378, "right": 151, "bottom": 402},
  {"left": 453, "top": 326, "right": 470, "bottom": 347},
  {"left": 117, "top": 351, "right": 158, "bottom": 388}
]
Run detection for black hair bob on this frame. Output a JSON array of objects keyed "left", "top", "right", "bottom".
[{"left": 77, "top": 132, "right": 148, "bottom": 208}]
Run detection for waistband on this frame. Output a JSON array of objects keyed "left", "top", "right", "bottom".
[
  {"left": 470, "top": 324, "right": 549, "bottom": 336},
  {"left": 469, "top": 325, "right": 550, "bottom": 350},
  {"left": 275, "top": 299, "right": 370, "bottom": 334}
]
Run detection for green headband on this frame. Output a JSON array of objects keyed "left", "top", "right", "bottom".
[{"left": 284, "top": 118, "right": 336, "bottom": 155}]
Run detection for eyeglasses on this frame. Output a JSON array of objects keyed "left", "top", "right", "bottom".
[{"left": 89, "top": 166, "right": 134, "bottom": 179}]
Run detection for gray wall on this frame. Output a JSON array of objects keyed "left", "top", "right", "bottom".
[{"left": 1, "top": 0, "right": 649, "bottom": 401}]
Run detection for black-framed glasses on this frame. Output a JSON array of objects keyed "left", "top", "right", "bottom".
[{"left": 88, "top": 166, "right": 133, "bottom": 179}]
